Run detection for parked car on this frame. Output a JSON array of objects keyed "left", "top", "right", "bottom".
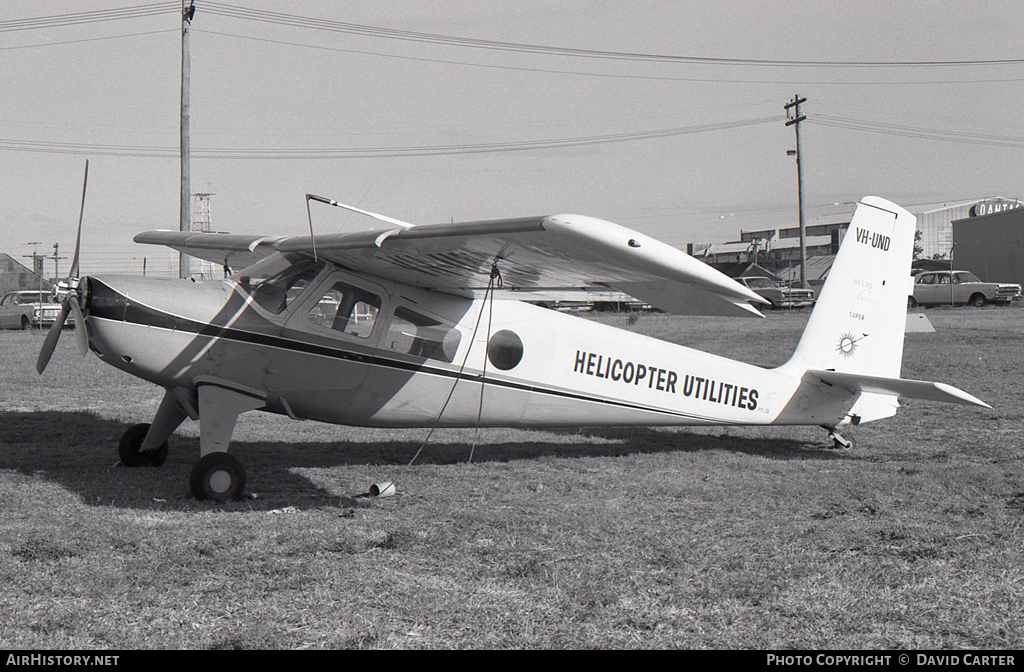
[
  {"left": 910, "top": 270, "right": 1022, "bottom": 307},
  {"left": 0, "top": 290, "right": 62, "bottom": 329},
  {"left": 735, "top": 276, "right": 816, "bottom": 309}
]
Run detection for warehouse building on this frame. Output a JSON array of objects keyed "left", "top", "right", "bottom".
[
  {"left": 689, "top": 197, "right": 1022, "bottom": 279},
  {"left": 917, "top": 197, "right": 1021, "bottom": 260},
  {"left": 952, "top": 205, "right": 1024, "bottom": 286}
]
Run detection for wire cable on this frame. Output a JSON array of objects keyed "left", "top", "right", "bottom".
[
  {"left": 809, "top": 114, "right": 1024, "bottom": 149},
  {"left": 0, "top": 116, "right": 780, "bottom": 159},
  {"left": 200, "top": 1, "right": 1024, "bottom": 69},
  {"left": 407, "top": 269, "right": 498, "bottom": 467},
  {"left": 0, "top": 3, "right": 179, "bottom": 33}
]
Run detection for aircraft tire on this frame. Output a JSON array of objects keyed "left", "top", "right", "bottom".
[
  {"left": 832, "top": 435, "right": 855, "bottom": 450},
  {"left": 190, "top": 452, "right": 246, "bottom": 501},
  {"left": 118, "top": 423, "right": 168, "bottom": 467}
]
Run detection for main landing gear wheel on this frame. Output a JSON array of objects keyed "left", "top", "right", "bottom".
[
  {"left": 118, "top": 423, "right": 168, "bottom": 467},
  {"left": 190, "top": 452, "right": 246, "bottom": 501}
]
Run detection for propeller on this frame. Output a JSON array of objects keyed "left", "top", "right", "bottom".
[{"left": 36, "top": 160, "right": 90, "bottom": 374}]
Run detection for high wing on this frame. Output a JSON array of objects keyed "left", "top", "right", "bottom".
[
  {"left": 134, "top": 213, "right": 768, "bottom": 317},
  {"left": 133, "top": 230, "right": 288, "bottom": 271}
]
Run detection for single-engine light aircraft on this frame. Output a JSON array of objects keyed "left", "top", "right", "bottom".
[{"left": 37, "top": 186, "right": 990, "bottom": 501}]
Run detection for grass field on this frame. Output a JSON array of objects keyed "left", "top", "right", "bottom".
[{"left": 0, "top": 307, "right": 1021, "bottom": 649}]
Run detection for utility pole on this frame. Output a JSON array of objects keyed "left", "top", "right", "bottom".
[
  {"left": 785, "top": 95, "right": 807, "bottom": 287},
  {"left": 180, "top": 0, "right": 195, "bottom": 279},
  {"left": 23, "top": 243, "right": 43, "bottom": 293},
  {"left": 51, "top": 243, "right": 67, "bottom": 281}
]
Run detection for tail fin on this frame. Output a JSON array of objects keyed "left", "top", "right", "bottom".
[
  {"left": 774, "top": 197, "right": 990, "bottom": 425},
  {"left": 777, "top": 196, "right": 916, "bottom": 378}
]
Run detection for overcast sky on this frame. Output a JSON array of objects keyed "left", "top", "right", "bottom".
[{"left": 2, "top": 1, "right": 1022, "bottom": 276}]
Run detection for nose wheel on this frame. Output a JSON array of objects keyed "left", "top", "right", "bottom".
[{"left": 189, "top": 452, "right": 246, "bottom": 501}]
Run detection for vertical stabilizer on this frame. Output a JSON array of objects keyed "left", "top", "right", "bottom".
[{"left": 777, "top": 196, "right": 916, "bottom": 379}]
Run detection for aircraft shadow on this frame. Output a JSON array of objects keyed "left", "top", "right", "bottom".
[{"left": 0, "top": 410, "right": 844, "bottom": 511}]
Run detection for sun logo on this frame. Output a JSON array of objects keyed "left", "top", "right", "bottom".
[{"left": 836, "top": 332, "right": 860, "bottom": 358}]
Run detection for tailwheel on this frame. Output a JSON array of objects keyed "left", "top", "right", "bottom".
[
  {"left": 118, "top": 423, "right": 168, "bottom": 467},
  {"left": 824, "top": 426, "right": 854, "bottom": 450},
  {"left": 190, "top": 452, "right": 246, "bottom": 501}
]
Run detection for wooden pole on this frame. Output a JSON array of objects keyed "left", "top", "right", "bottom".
[
  {"left": 180, "top": 1, "right": 194, "bottom": 279},
  {"left": 785, "top": 95, "right": 807, "bottom": 287}
]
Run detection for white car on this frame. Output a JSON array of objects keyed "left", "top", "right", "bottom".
[
  {"left": 0, "top": 290, "right": 62, "bottom": 329},
  {"left": 911, "top": 270, "right": 1021, "bottom": 307}
]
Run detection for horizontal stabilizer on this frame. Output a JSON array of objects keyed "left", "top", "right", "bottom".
[{"left": 808, "top": 369, "right": 991, "bottom": 408}]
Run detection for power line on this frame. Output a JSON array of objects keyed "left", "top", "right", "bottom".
[
  {"left": 0, "top": 116, "right": 781, "bottom": 159},
  {"left": 8, "top": 113, "right": 1020, "bottom": 159},
  {"left": 0, "top": 2, "right": 179, "bottom": 32},
  {"left": 0, "top": 28, "right": 176, "bottom": 51},
  {"left": 195, "top": 28, "right": 1024, "bottom": 87},
  {"left": 200, "top": 1, "right": 1024, "bottom": 69},
  {"left": 5, "top": 2, "right": 1022, "bottom": 73},
  {"left": 809, "top": 114, "right": 1024, "bottom": 149}
]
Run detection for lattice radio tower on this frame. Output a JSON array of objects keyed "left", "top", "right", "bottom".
[{"left": 190, "top": 192, "right": 216, "bottom": 279}]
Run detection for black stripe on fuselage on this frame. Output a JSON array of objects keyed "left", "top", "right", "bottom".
[{"left": 88, "top": 280, "right": 714, "bottom": 423}]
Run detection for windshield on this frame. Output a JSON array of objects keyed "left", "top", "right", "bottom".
[
  {"left": 15, "top": 293, "right": 50, "bottom": 304},
  {"left": 235, "top": 255, "right": 325, "bottom": 314}
]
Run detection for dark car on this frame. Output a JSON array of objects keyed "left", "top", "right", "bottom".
[{"left": 735, "top": 277, "right": 815, "bottom": 309}]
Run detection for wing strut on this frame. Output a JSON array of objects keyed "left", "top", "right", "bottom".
[{"left": 304, "top": 194, "right": 319, "bottom": 262}]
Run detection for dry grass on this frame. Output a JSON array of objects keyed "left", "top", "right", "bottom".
[{"left": 0, "top": 307, "right": 1021, "bottom": 649}]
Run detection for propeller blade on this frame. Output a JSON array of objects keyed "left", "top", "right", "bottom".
[
  {"left": 69, "top": 297, "right": 87, "bottom": 356},
  {"left": 36, "top": 302, "right": 71, "bottom": 374},
  {"left": 38, "top": 159, "right": 90, "bottom": 375},
  {"left": 70, "top": 160, "right": 88, "bottom": 279}
]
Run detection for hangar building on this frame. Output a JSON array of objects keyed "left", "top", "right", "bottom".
[
  {"left": 688, "top": 197, "right": 1023, "bottom": 282},
  {"left": 952, "top": 204, "right": 1024, "bottom": 285},
  {"left": 917, "top": 197, "right": 1021, "bottom": 260}
]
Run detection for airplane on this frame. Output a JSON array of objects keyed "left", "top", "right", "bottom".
[{"left": 36, "top": 177, "right": 990, "bottom": 501}]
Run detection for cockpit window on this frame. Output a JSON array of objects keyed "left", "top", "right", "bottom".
[
  {"left": 385, "top": 307, "right": 462, "bottom": 363},
  {"left": 307, "top": 281, "right": 381, "bottom": 338},
  {"left": 246, "top": 260, "right": 325, "bottom": 314}
]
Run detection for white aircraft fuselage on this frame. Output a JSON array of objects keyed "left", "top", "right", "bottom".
[{"left": 83, "top": 271, "right": 820, "bottom": 432}]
